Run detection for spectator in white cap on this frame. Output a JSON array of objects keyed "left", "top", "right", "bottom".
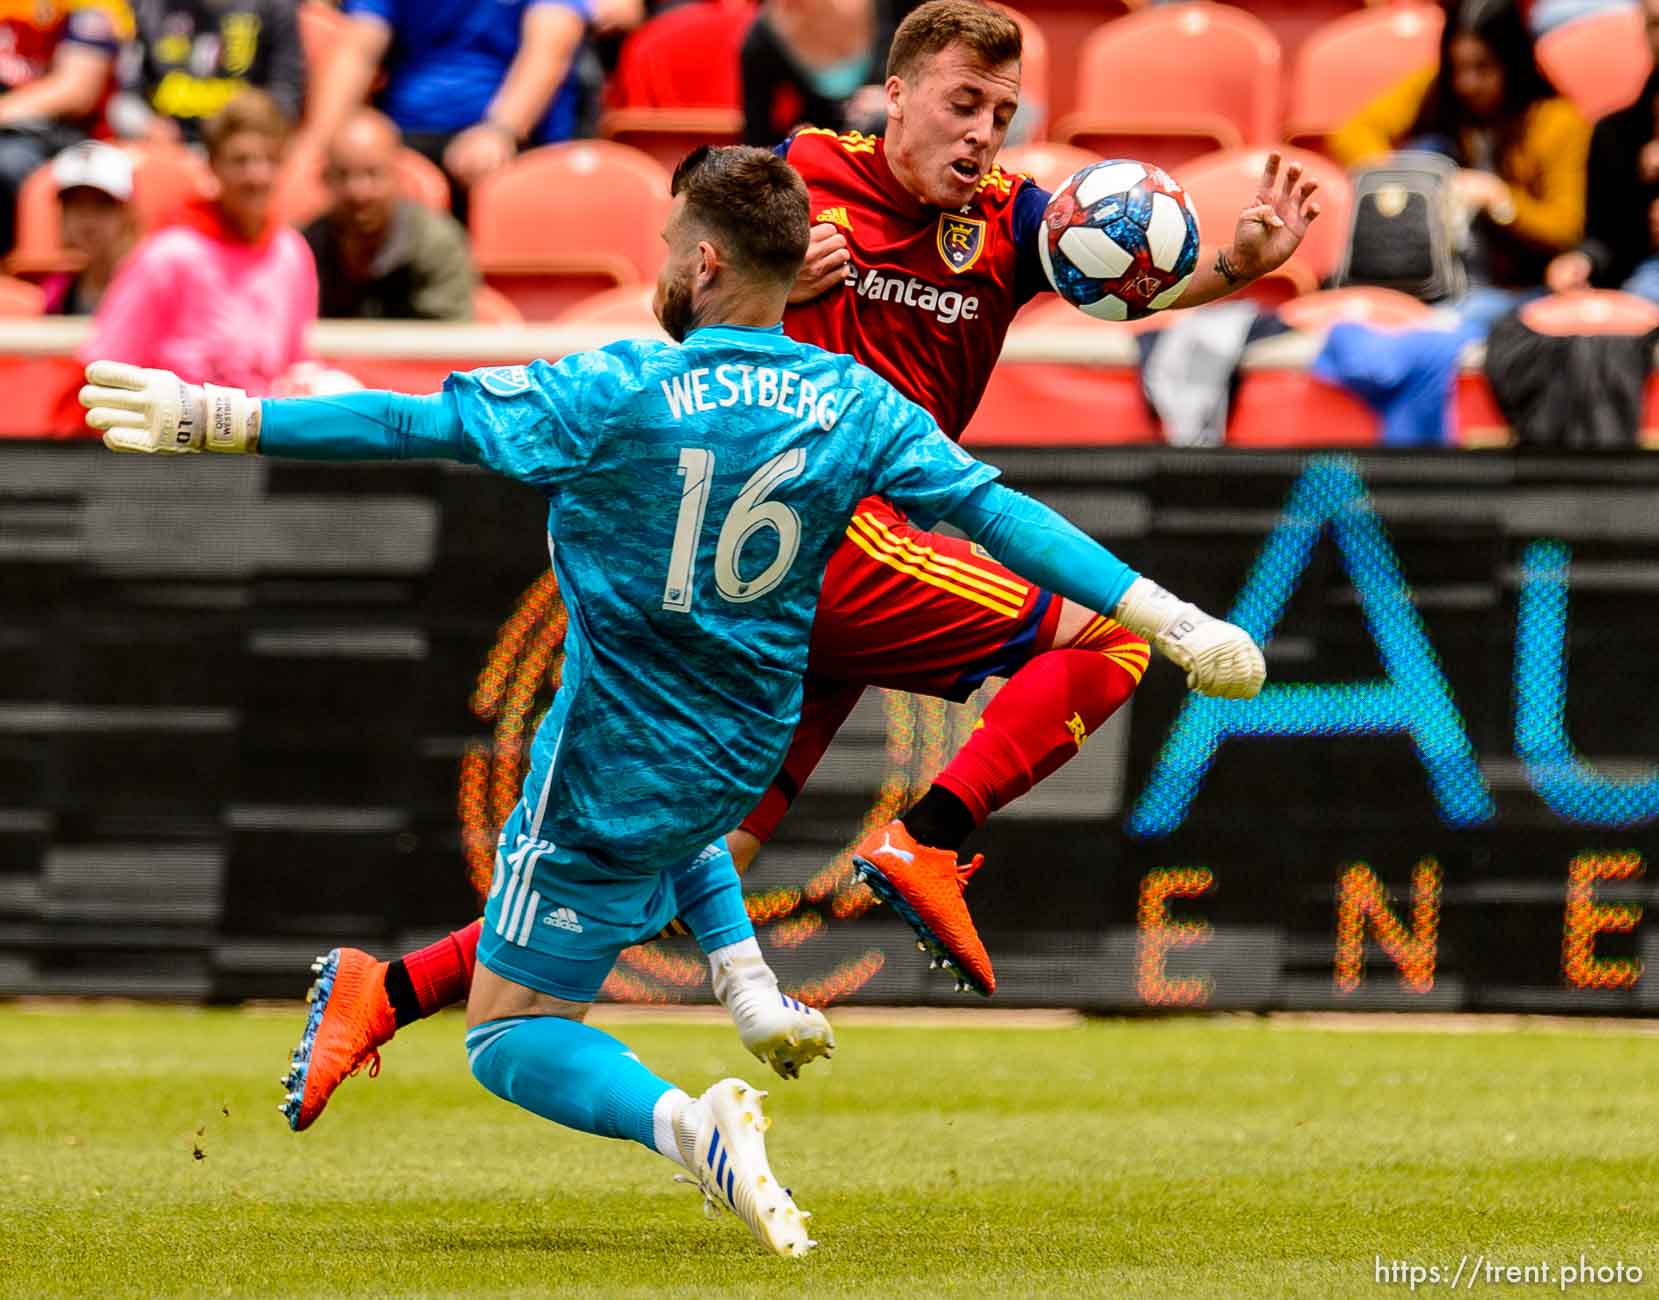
[{"left": 44, "top": 140, "right": 135, "bottom": 315}]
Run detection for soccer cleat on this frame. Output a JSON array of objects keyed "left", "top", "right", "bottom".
[
  {"left": 712, "top": 951, "right": 835, "bottom": 1081},
  {"left": 851, "top": 819, "right": 995, "bottom": 996},
  {"left": 675, "top": 1078, "right": 815, "bottom": 1258},
  {"left": 280, "top": 947, "right": 396, "bottom": 1132}
]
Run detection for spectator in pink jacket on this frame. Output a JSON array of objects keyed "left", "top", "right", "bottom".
[{"left": 84, "top": 88, "right": 317, "bottom": 396}]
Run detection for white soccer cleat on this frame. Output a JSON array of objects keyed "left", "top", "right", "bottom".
[
  {"left": 675, "top": 1078, "right": 816, "bottom": 1258},
  {"left": 713, "top": 954, "right": 835, "bottom": 1080}
]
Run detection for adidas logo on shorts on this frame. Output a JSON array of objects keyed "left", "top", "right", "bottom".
[{"left": 543, "top": 906, "right": 584, "bottom": 933}]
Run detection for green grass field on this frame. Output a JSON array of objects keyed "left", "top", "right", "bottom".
[{"left": 1, "top": 1005, "right": 1655, "bottom": 1299}]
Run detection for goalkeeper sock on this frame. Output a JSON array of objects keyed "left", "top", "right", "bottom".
[
  {"left": 930, "top": 646, "right": 1141, "bottom": 833},
  {"left": 466, "top": 1015, "right": 677, "bottom": 1156},
  {"left": 666, "top": 842, "right": 755, "bottom": 952},
  {"left": 388, "top": 920, "right": 483, "bottom": 1026}
]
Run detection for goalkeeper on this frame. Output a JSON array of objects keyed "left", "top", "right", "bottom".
[{"left": 80, "top": 144, "right": 1264, "bottom": 1255}]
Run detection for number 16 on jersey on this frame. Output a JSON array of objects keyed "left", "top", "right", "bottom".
[{"left": 662, "top": 448, "right": 806, "bottom": 612}]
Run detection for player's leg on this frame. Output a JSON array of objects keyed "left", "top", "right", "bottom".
[
  {"left": 667, "top": 840, "right": 834, "bottom": 1079},
  {"left": 464, "top": 832, "right": 815, "bottom": 1256},
  {"left": 813, "top": 502, "right": 1149, "bottom": 995},
  {"left": 281, "top": 923, "right": 481, "bottom": 1132}
]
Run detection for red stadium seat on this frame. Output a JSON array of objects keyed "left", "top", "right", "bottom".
[
  {"left": 9, "top": 144, "right": 213, "bottom": 277},
  {"left": 558, "top": 283, "right": 671, "bottom": 342},
  {"left": 1285, "top": 5, "right": 1444, "bottom": 154},
  {"left": 469, "top": 141, "right": 672, "bottom": 320},
  {"left": 997, "top": 142, "right": 1098, "bottom": 192},
  {"left": 472, "top": 283, "right": 525, "bottom": 325},
  {"left": 1536, "top": 5, "right": 1653, "bottom": 122},
  {"left": 1275, "top": 285, "right": 1434, "bottom": 332},
  {"left": 1054, "top": 4, "right": 1282, "bottom": 174},
  {"left": 995, "top": 4, "right": 1051, "bottom": 140},
  {"left": 1175, "top": 146, "right": 1354, "bottom": 292},
  {"left": 601, "top": 3, "right": 750, "bottom": 169},
  {"left": 274, "top": 146, "right": 452, "bottom": 228}
]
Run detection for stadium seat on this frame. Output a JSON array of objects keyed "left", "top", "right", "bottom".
[
  {"left": 1519, "top": 289, "right": 1659, "bottom": 336},
  {"left": 0, "top": 275, "right": 44, "bottom": 315},
  {"left": 1275, "top": 285, "right": 1434, "bottom": 332},
  {"left": 1019, "top": 0, "right": 1135, "bottom": 130},
  {"left": 1284, "top": 5, "right": 1444, "bottom": 154},
  {"left": 1536, "top": 5, "right": 1653, "bottom": 122},
  {"left": 472, "top": 283, "right": 525, "bottom": 325},
  {"left": 469, "top": 141, "right": 672, "bottom": 319},
  {"left": 996, "top": 4, "right": 1051, "bottom": 140},
  {"left": 273, "top": 146, "right": 452, "bottom": 227},
  {"left": 997, "top": 142, "right": 1098, "bottom": 192},
  {"left": 9, "top": 145, "right": 213, "bottom": 277},
  {"left": 1053, "top": 3, "right": 1282, "bottom": 174},
  {"left": 599, "top": 2, "right": 748, "bottom": 170},
  {"left": 557, "top": 283, "right": 669, "bottom": 340},
  {"left": 1174, "top": 146, "right": 1354, "bottom": 294}
]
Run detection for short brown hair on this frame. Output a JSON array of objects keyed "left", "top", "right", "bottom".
[
  {"left": 670, "top": 145, "right": 810, "bottom": 283},
  {"left": 201, "top": 88, "right": 290, "bottom": 160},
  {"left": 886, "top": 0, "right": 1021, "bottom": 82}
]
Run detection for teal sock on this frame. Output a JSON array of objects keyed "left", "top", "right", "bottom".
[
  {"left": 466, "top": 1015, "right": 674, "bottom": 1150},
  {"left": 670, "top": 841, "right": 756, "bottom": 951}
]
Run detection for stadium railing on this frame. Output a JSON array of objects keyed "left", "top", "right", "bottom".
[{"left": 5, "top": 310, "right": 1659, "bottom": 449}]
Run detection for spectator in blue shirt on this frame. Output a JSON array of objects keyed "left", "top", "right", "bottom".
[{"left": 296, "top": 0, "right": 592, "bottom": 219}]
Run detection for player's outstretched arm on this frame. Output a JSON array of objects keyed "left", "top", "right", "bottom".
[
  {"left": 944, "top": 482, "right": 1265, "bottom": 700},
  {"left": 79, "top": 361, "right": 467, "bottom": 461},
  {"left": 1169, "top": 151, "right": 1322, "bottom": 311}
]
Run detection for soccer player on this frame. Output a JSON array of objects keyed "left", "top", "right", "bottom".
[
  {"left": 82, "top": 144, "right": 1261, "bottom": 1253},
  {"left": 286, "top": 0, "right": 1317, "bottom": 1129}
]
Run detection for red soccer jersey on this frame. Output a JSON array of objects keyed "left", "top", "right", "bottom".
[{"left": 780, "top": 128, "right": 1049, "bottom": 439}]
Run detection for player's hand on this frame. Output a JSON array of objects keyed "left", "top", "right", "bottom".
[
  {"left": 789, "top": 221, "right": 851, "bottom": 305},
  {"left": 1113, "top": 576, "right": 1266, "bottom": 700},
  {"left": 1226, "top": 151, "right": 1321, "bottom": 281},
  {"left": 79, "top": 360, "right": 258, "bottom": 454},
  {"left": 1157, "top": 613, "right": 1266, "bottom": 699}
]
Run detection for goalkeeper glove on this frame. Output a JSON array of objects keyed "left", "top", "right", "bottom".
[
  {"left": 1114, "top": 576, "right": 1266, "bottom": 700},
  {"left": 79, "top": 360, "right": 260, "bottom": 455}
]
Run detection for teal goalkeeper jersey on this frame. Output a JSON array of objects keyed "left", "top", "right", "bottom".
[{"left": 443, "top": 324, "right": 998, "bottom": 872}]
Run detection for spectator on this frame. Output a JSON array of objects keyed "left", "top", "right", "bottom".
[
  {"left": 1331, "top": 0, "right": 1589, "bottom": 331},
  {"left": 0, "top": 0, "right": 133, "bottom": 254},
  {"left": 297, "top": 0, "right": 592, "bottom": 220},
  {"left": 302, "top": 108, "right": 475, "bottom": 321},
  {"left": 741, "top": 0, "right": 916, "bottom": 145},
  {"left": 109, "top": 0, "right": 305, "bottom": 148},
  {"left": 42, "top": 140, "right": 136, "bottom": 314},
  {"left": 1545, "top": 0, "right": 1659, "bottom": 303},
  {"left": 85, "top": 88, "right": 316, "bottom": 395}
]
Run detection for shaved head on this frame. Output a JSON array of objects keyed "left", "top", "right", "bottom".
[{"left": 324, "top": 108, "right": 404, "bottom": 240}]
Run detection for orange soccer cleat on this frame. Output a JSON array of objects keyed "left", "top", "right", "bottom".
[
  {"left": 280, "top": 947, "right": 397, "bottom": 1132},
  {"left": 851, "top": 820, "right": 995, "bottom": 996}
]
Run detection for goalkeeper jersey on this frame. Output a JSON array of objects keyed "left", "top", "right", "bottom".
[{"left": 443, "top": 323, "right": 997, "bottom": 872}]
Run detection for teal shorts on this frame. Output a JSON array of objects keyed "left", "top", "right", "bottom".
[{"left": 477, "top": 801, "right": 679, "bottom": 1002}]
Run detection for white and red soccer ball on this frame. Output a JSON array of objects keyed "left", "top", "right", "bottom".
[{"left": 1038, "top": 159, "right": 1201, "bottom": 321}]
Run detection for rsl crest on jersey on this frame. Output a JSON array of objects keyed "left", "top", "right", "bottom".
[{"left": 936, "top": 214, "right": 986, "bottom": 274}]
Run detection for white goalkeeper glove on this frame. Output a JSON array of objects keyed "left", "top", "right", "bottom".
[
  {"left": 1114, "top": 576, "right": 1266, "bottom": 700},
  {"left": 79, "top": 360, "right": 260, "bottom": 455}
]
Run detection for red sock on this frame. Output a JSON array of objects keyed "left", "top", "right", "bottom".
[
  {"left": 402, "top": 919, "right": 482, "bottom": 1017},
  {"left": 933, "top": 648, "right": 1141, "bottom": 824}
]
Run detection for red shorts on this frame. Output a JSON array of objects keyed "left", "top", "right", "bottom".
[{"left": 740, "top": 496, "right": 1136, "bottom": 843}]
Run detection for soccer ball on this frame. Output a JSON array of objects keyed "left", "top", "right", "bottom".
[{"left": 1037, "top": 159, "right": 1201, "bottom": 322}]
